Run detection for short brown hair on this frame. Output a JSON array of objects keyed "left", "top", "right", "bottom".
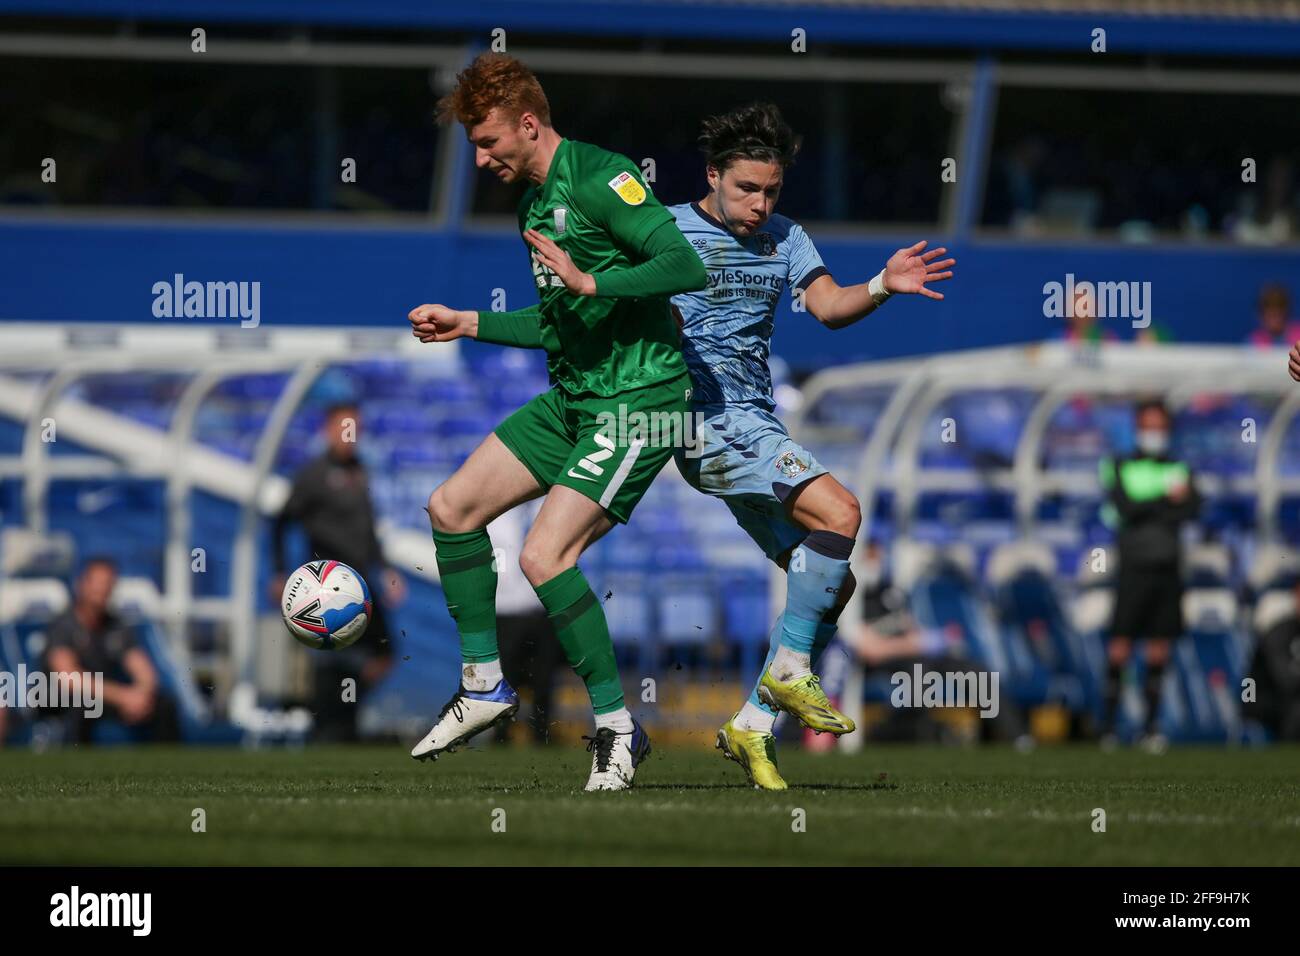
[
  {"left": 436, "top": 53, "right": 551, "bottom": 128},
  {"left": 1135, "top": 396, "right": 1170, "bottom": 422},
  {"left": 699, "top": 102, "right": 801, "bottom": 171}
]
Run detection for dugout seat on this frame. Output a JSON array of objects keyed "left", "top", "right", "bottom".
[
  {"left": 0, "top": 577, "right": 70, "bottom": 636},
  {"left": 903, "top": 543, "right": 1004, "bottom": 674},
  {"left": 0, "top": 578, "right": 71, "bottom": 745},
  {"left": 1248, "top": 543, "right": 1298, "bottom": 594},
  {"left": 1164, "top": 589, "right": 1246, "bottom": 743},
  {"left": 0, "top": 527, "right": 76, "bottom": 578},
  {"left": 1109, "top": 588, "right": 1244, "bottom": 743},
  {"left": 1183, "top": 542, "right": 1233, "bottom": 589},
  {"left": 110, "top": 577, "right": 211, "bottom": 731},
  {"left": 987, "top": 540, "right": 1090, "bottom": 711}
]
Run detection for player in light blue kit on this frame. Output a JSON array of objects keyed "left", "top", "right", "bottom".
[{"left": 669, "top": 103, "right": 956, "bottom": 789}]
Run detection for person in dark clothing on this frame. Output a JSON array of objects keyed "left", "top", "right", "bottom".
[
  {"left": 271, "top": 402, "right": 402, "bottom": 741},
  {"left": 1098, "top": 398, "right": 1202, "bottom": 751},
  {"left": 1249, "top": 577, "right": 1300, "bottom": 740},
  {"left": 43, "top": 557, "right": 180, "bottom": 744}
]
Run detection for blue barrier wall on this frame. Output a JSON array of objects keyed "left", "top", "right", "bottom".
[{"left": 3, "top": 218, "right": 1297, "bottom": 367}]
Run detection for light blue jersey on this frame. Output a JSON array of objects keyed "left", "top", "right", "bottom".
[
  {"left": 668, "top": 201, "right": 831, "bottom": 562},
  {"left": 668, "top": 202, "right": 828, "bottom": 409},
  {"left": 671, "top": 199, "right": 851, "bottom": 736}
]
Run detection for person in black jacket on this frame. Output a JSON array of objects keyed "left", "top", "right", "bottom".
[
  {"left": 45, "top": 557, "right": 180, "bottom": 744},
  {"left": 271, "top": 402, "right": 403, "bottom": 741},
  {"left": 1098, "top": 399, "right": 1201, "bottom": 752}
]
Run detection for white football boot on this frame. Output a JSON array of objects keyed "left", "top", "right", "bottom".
[
  {"left": 582, "top": 719, "right": 651, "bottom": 791},
  {"left": 411, "top": 679, "right": 519, "bottom": 761}
]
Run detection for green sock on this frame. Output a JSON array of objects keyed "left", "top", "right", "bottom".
[
  {"left": 432, "top": 528, "right": 498, "bottom": 664},
  {"left": 535, "top": 567, "right": 624, "bottom": 715}
]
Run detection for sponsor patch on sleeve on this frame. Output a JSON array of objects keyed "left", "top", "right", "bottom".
[{"left": 607, "top": 171, "right": 646, "bottom": 206}]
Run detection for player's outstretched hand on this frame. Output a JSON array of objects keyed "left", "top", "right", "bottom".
[
  {"left": 408, "top": 304, "right": 476, "bottom": 342},
  {"left": 884, "top": 240, "right": 956, "bottom": 301},
  {"left": 1289, "top": 341, "right": 1300, "bottom": 382},
  {"left": 524, "top": 229, "right": 597, "bottom": 296}
]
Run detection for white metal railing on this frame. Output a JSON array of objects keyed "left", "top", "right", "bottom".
[
  {"left": 0, "top": 325, "right": 459, "bottom": 720},
  {"left": 788, "top": 341, "right": 1300, "bottom": 631},
  {"left": 790, "top": 342, "right": 1296, "bottom": 539}
]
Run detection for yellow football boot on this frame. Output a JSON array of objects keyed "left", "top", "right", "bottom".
[
  {"left": 758, "top": 670, "right": 855, "bottom": 735},
  {"left": 716, "top": 717, "right": 788, "bottom": 791}
]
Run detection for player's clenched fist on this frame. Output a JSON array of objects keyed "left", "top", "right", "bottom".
[
  {"left": 407, "top": 304, "right": 478, "bottom": 343},
  {"left": 1289, "top": 341, "right": 1300, "bottom": 382}
]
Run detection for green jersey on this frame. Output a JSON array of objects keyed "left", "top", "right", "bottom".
[{"left": 490, "top": 138, "right": 703, "bottom": 398}]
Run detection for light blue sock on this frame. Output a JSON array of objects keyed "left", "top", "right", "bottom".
[
  {"left": 748, "top": 614, "right": 785, "bottom": 716},
  {"left": 811, "top": 620, "right": 838, "bottom": 669},
  {"left": 780, "top": 534, "right": 853, "bottom": 653}
]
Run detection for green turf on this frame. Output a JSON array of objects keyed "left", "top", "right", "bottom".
[{"left": 1, "top": 743, "right": 1297, "bottom": 865}]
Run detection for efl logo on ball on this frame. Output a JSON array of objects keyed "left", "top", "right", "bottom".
[{"left": 281, "top": 560, "right": 372, "bottom": 650}]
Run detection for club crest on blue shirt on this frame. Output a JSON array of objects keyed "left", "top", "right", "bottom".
[
  {"left": 754, "top": 233, "right": 778, "bottom": 257},
  {"left": 776, "top": 451, "right": 809, "bottom": 477}
]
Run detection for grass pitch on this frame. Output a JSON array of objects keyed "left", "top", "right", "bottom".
[{"left": 1, "top": 743, "right": 1296, "bottom": 866}]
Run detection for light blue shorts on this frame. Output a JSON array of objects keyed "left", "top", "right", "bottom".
[{"left": 674, "top": 402, "right": 827, "bottom": 562}]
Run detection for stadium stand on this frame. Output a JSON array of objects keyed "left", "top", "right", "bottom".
[
  {"left": 1, "top": 328, "right": 1295, "bottom": 745},
  {"left": 2, "top": 0, "right": 1300, "bottom": 748}
]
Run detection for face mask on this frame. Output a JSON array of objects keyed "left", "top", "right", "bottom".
[{"left": 1136, "top": 429, "right": 1169, "bottom": 456}]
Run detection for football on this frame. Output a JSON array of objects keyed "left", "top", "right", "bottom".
[{"left": 280, "top": 560, "right": 372, "bottom": 650}]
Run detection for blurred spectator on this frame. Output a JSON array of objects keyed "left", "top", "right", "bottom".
[
  {"left": 1246, "top": 284, "right": 1299, "bottom": 349},
  {"left": 1099, "top": 399, "right": 1202, "bottom": 752},
  {"left": 1136, "top": 316, "right": 1175, "bottom": 346},
  {"left": 487, "top": 503, "right": 561, "bottom": 746},
  {"left": 1231, "top": 156, "right": 1297, "bottom": 245},
  {"left": 1058, "top": 286, "right": 1116, "bottom": 366},
  {"left": 1248, "top": 577, "right": 1300, "bottom": 740},
  {"left": 985, "top": 135, "right": 1047, "bottom": 233},
  {"left": 42, "top": 557, "right": 180, "bottom": 744},
  {"left": 271, "top": 402, "right": 402, "bottom": 742},
  {"left": 1060, "top": 287, "right": 1106, "bottom": 343}
]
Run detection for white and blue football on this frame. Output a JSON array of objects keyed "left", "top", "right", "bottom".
[{"left": 281, "top": 560, "right": 372, "bottom": 650}]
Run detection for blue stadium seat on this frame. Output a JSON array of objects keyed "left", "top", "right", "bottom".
[{"left": 991, "top": 560, "right": 1090, "bottom": 711}]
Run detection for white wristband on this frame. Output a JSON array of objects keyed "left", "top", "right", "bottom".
[{"left": 868, "top": 268, "right": 892, "bottom": 307}]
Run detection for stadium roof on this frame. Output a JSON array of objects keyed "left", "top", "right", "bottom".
[{"left": 4, "top": 0, "right": 1300, "bottom": 54}]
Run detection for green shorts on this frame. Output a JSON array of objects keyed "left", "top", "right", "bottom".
[{"left": 495, "top": 372, "right": 692, "bottom": 524}]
